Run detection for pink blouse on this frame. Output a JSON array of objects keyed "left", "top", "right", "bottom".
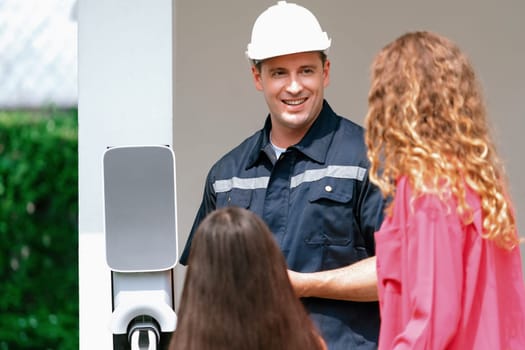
[{"left": 376, "top": 176, "right": 525, "bottom": 349}]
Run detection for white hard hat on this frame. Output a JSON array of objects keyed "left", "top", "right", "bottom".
[{"left": 246, "top": 1, "right": 331, "bottom": 61}]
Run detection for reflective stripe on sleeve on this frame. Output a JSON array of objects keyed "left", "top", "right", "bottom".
[{"left": 213, "top": 176, "right": 270, "bottom": 193}]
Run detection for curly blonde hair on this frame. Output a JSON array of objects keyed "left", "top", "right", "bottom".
[{"left": 365, "top": 31, "right": 518, "bottom": 249}]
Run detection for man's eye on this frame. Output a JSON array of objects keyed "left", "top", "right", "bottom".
[
  {"left": 271, "top": 71, "right": 286, "bottom": 78},
  {"left": 302, "top": 68, "right": 315, "bottom": 75}
]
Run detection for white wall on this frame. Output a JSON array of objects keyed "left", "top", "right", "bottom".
[
  {"left": 173, "top": 0, "right": 525, "bottom": 303},
  {"left": 78, "top": 0, "right": 173, "bottom": 348}
]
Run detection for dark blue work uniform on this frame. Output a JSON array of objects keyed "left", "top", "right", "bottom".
[{"left": 180, "top": 101, "right": 384, "bottom": 350}]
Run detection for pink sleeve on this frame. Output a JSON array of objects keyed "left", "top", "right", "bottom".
[{"left": 393, "top": 197, "right": 464, "bottom": 349}]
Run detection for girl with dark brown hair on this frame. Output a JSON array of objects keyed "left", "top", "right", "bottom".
[{"left": 169, "top": 206, "right": 326, "bottom": 350}]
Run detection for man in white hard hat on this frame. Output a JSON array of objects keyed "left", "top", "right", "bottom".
[{"left": 180, "top": 2, "right": 384, "bottom": 349}]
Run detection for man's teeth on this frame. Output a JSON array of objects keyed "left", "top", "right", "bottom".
[{"left": 284, "top": 98, "right": 306, "bottom": 105}]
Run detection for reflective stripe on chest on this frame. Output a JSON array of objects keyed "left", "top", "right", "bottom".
[{"left": 213, "top": 165, "right": 366, "bottom": 193}]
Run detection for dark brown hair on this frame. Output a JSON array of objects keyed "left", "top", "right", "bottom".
[{"left": 169, "top": 207, "right": 324, "bottom": 350}]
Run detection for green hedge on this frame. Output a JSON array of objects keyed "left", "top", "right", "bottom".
[{"left": 0, "top": 108, "right": 78, "bottom": 350}]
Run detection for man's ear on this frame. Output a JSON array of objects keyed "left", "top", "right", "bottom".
[
  {"left": 251, "top": 65, "right": 264, "bottom": 91},
  {"left": 323, "top": 59, "right": 331, "bottom": 88}
]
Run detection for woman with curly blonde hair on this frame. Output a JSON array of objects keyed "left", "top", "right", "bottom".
[{"left": 365, "top": 31, "right": 525, "bottom": 349}]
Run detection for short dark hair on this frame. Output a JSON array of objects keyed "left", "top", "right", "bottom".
[{"left": 252, "top": 51, "right": 328, "bottom": 72}]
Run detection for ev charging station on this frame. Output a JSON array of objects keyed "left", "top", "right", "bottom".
[{"left": 103, "top": 145, "right": 178, "bottom": 349}]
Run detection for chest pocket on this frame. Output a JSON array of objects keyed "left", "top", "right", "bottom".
[
  {"left": 310, "top": 185, "right": 353, "bottom": 203},
  {"left": 216, "top": 188, "right": 252, "bottom": 209},
  {"left": 303, "top": 180, "right": 355, "bottom": 246}
]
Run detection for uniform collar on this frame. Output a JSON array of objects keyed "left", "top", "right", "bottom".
[{"left": 247, "top": 100, "right": 338, "bottom": 168}]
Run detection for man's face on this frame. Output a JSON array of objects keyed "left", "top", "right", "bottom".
[{"left": 251, "top": 51, "right": 330, "bottom": 138}]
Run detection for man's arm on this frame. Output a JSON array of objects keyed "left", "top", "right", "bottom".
[
  {"left": 179, "top": 171, "right": 217, "bottom": 265},
  {"left": 288, "top": 256, "right": 378, "bottom": 302}
]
